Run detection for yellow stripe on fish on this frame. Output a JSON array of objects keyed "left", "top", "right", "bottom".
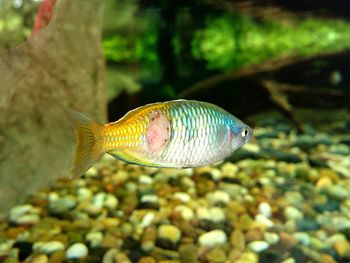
[{"left": 68, "top": 99, "right": 253, "bottom": 178}]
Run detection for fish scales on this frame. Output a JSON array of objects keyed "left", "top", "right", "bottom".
[{"left": 68, "top": 100, "right": 253, "bottom": 178}]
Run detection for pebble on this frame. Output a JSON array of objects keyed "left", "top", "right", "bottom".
[
  {"left": 264, "top": 232, "right": 279, "bottom": 245},
  {"left": 205, "top": 247, "right": 227, "bottom": 262},
  {"left": 158, "top": 225, "right": 182, "bottom": 245},
  {"left": 293, "top": 232, "right": 310, "bottom": 246},
  {"left": 255, "top": 214, "right": 273, "bottom": 228},
  {"left": 206, "top": 190, "right": 230, "bottom": 205},
  {"left": 174, "top": 205, "right": 194, "bottom": 221},
  {"left": 333, "top": 240, "right": 350, "bottom": 258},
  {"left": 9, "top": 204, "right": 40, "bottom": 225},
  {"left": 141, "top": 226, "right": 157, "bottom": 252},
  {"left": 33, "top": 241, "right": 65, "bottom": 255},
  {"left": 258, "top": 202, "right": 272, "bottom": 218},
  {"left": 198, "top": 230, "right": 227, "bottom": 247},
  {"left": 65, "top": 242, "right": 88, "bottom": 259},
  {"left": 230, "top": 229, "right": 245, "bottom": 251},
  {"left": 86, "top": 231, "right": 104, "bottom": 247},
  {"left": 30, "top": 254, "right": 49, "bottom": 263},
  {"left": 173, "top": 192, "right": 191, "bottom": 203},
  {"left": 284, "top": 206, "right": 303, "bottom": 220},
  {"left": 247, "top": 240, "right": 269, "bottom": 253}
]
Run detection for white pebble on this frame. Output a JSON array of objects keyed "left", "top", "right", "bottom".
[
  {"left": 141, "top": 195, "right": 158, "bottom": 203},
  {"left": 255, "top": 214, "right": 274, "bottom": 228},
  {"left": 86, "top": 231, "right": 104, "bottom": 247},
  {"left": 139, "top": 175, "right": 154, "bottom": 184},
  {"left": 140, "top": 212, "right": 155, "bottom": 228},
  {"left": 206, "top": 190, "right": 230, "bottom": 205},
  {"left": 196, "top": 207, "right": 210, "bottom": 220},
  {"left": 258, "top": 202, "right": 272, "bottom": 218},
  {"left": 284, "top": 206, "right": 303, "bottom": 220},
  {"left": 220, "top": 162, "right": 238, "bottom": 176},
  {"left": 104, "top": 194, "right": 118, "bottom": 210},
  {"left": 293, "top": 232, "right": 310, "bottom": 246},
  {"left": 198, "top": 230, "right": 227, "bottom": 247},
  {"left": 77, "top": 188, "right": 93, "bottom": 201},
  {"left": 34, "top": 241, "right": 65, "bottom": 254},
  {"left": 175, "top": 205, "right": 194, "bottom": 221},
  {"left": 264, "top": 232, "right": 279, "bottom": 244},
  {"left": 248, "top": 240, "right": 269, "bottom": 253},
  {"left": 173, "top": 192, "right": 191, "bottom": 203},
  {"left": 209, "top": 207, "right": 225, "bottom": 222},
  {"left": 9, "top": 204, "right": 40, "bottom": 224},
  {"left": 66, "top": 243, "right": 88, "bottom": 259}
]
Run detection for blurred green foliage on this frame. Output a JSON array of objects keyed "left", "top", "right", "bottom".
[{"left": 192, "top": 15, "right": 350, "bottom": 70}]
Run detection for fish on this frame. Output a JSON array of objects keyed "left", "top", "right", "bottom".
[{"left": 68, "top": 99, "right": 253, "bottom": 178}]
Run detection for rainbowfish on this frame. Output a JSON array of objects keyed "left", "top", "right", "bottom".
[{"left": 69, "top": 100, "right": 253, "bottom": 178}]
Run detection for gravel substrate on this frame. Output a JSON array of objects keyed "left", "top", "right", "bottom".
[{"left": 1, "top": 110, "right": 350, "bottom": 263}]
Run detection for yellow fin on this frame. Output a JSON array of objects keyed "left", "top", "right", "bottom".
[
  {"left": 108, "top": 149, "right": 159, "bottom": 167},
  {"left": 68, "top": 110, "right": 104, "bottom": 178}
]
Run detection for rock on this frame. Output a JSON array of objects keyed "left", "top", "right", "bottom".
[
  {"left": 173, "top": 192, "right": 191, "bottom": 203},
  {"left": 230, "top": 229, "right": 245, "bottom": 251},
  {"left": 255, "top": 214, "right": 273, "bottom": 228},
  {"left": 263, "top": 232, "right": 279, "bottom": 245},
  {"left": 157, "top": 225, "right": 182, "bottom": 248},
  {"left": 198, "top": 230, "right": 227, "bottom": 248},
  {"left": 33, "top": 241, "right": 65, "bottom": 255},
  {"left": 247, "top": 241, "right": 269, "bottom": 253},
  {"left": 281, "top": 258, "right": 295, "bottom": 263},
  {"left": 139, "top": 195, "right": 159, "bottom": 209},
  {"left": 326, "top": 233, "right": 346, "bottom": 246},
  {"left": 293, "top": 232, "right": 310, "bottom": 246},
  {"left": 333, "top": 240, "right": 350, "bottom": 258},
  {"left": 206, "top": 190, "right": 230, "bottom": 206},
  {"left": 141, "top": 226, "right": 157, "bottom": 252},
  {"left": 102, "top": 248, "right": 118, "bottom": 263},
  {"left": 65, "top": 242, "right": 89, "bottom": 259},
  {"left": 236, "top": 251, "right": 259, "bottom": 263},
  {"left": 114, "top": 252, "right": 132, "bottom": 263},
  {"left": 313, "top": 200, "right": 339, "bottom": 212},
  {"left": 258, "top": 202, "right": 272, "bottom": 218},
  {"left": 77, "top": 188, "right": 93, "bottom": 201},
  {"left": 205, "top": 247, "right": 227, "bottom": 263},
  {"left": 30, "top": 254, "right": 49, "bottom": 263},
  {"left": 138, "top": 256, "right": 157, "bottom": 263},
  {"left": 86, "top": 231, "right": 104, "bottom": 247},
  {"left": 209, "top": 207, "right": 225, "bottom": 222},
  {"left": 279, "top": 232, "right": 298, "bottom": 249},
  {"left": 179, "top": 243, "right": 198, "bottom": 263},
  {"left": 140, "top": 212, "right": 155, "bottom": 228},
  {"left": 284, "top": 206, "right": 303, "bottom": 221},
  {"left": 48, "top": 196, "right": 77, "bottom": 215},
  {"left": 322, "top": 185, "right": 349, "bottom": 201},
  {"left": 296, "top": 219, "right": 320, "bottom": 231},
  {"left": 174, "top": 205, "right": 194, "bottom": 221},
  {"left": 9, "top": 204, "right": 40, "bottom": 225},
  {"left": 220, "top": 162, "right": 239, "bottom": 177}
]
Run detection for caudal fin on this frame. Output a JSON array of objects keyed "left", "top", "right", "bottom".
[{"left": 68, "top": 110, "right": 104, "bottom": 178}]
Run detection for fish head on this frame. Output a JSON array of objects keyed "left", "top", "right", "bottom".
[{"left": 229, "top": 119, "right": 253, "bottom": 151}]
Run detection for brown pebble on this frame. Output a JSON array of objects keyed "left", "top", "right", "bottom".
[
  {"left": 49, "top": 251, "right": 65, "bottom": 263},
  {"left": 138, "top": 256, "right": 157, "bottom": 263},
  {"left": 321, "top": 254, "right": 337, "bottom": 263},
  {"left": 30, "top": 254, "right": 49, "bottom": 263},
  {"left": 230, "top": 229, "right": 245, "bottom": 251},
  {"left": 333, "top": 240, "right": 350, "bottom": 258},
  {"left": 141, "top": 226, "right": 157, "bottom": 252},
  {"left": 205, "top": 247, "right": 226, "bottom": 263},
  {"left": 279, "top": 232, "right": 298, "bottom": 249},
  {"left": 245, "top": 228, "right": 263, "bottom": 243}
]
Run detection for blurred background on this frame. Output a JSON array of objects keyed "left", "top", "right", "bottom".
[{"left": 1, "top": 0, "right": 350, "bottom": 121}]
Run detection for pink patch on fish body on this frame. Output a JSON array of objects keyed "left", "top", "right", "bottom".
[{"left": 146, "top": 112, "right": 170, "bottom": 152}]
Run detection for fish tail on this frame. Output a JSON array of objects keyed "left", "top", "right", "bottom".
[{"left": 68, "top": 110, "right": 104, "bottom": 178}]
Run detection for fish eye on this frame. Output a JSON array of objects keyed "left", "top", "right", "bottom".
[{"left": 241, "top": 128, "right": 249, "bottom": 138}]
